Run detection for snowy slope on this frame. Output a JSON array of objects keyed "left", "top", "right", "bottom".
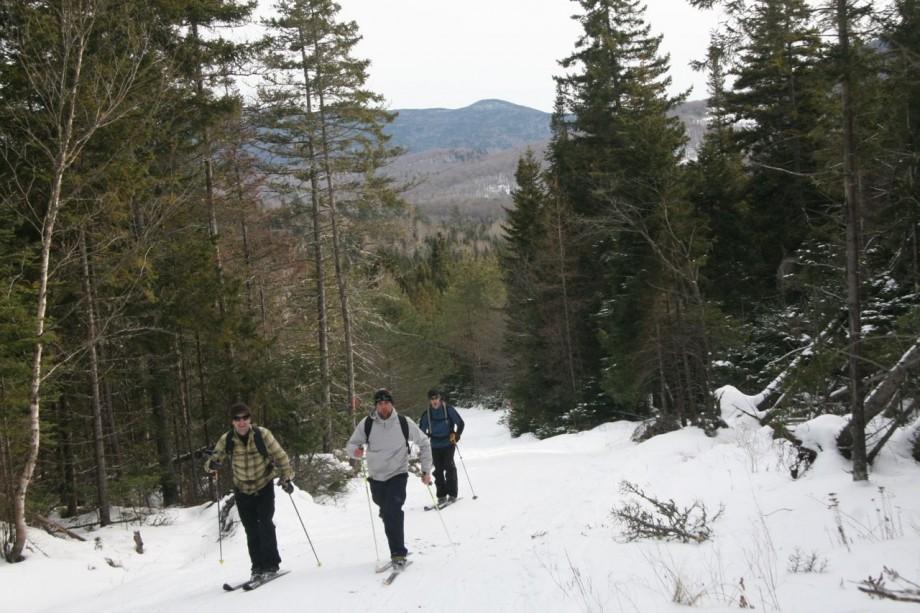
[{"left": 6, "top": 407, "right": 920, "bottom": 613}]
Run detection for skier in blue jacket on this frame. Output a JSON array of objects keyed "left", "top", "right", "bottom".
[{"left": 418, "top": 389, "right": 465, "bottom": 505}]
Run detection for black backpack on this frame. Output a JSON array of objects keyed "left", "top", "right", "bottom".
[
  {"left": 225, "top": 426, "right": 273, "bottom": 474},
  {"left": 364, "top": 414, "right": 410, "bottom": 456}
]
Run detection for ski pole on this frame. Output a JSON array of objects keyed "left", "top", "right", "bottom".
[
  {"left": 425, "top": 481, "right": 456, "bottom": 549},
  {"left": 213, "top": 476, "right": 224, "bottom": 564},
  {"left": 455, "top": 443, "right": 478, "bottom": 500},
  {"left": 361, "top": 454, "right": 381, "bottom": 563},
  {"left": 287, "top": 491, "right": 322, "bottom": 567}
]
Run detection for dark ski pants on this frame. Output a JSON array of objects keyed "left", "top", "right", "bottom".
[
  {"left": 369, "top": 472, "right": 408, "bottom": 558},
  {"left": 432, "top": 446, "right": 458, "bottom": 498},
  {"left": 235, "top": 482, "right": 281, "bottom": 572}
]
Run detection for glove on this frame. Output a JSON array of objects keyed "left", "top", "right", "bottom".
[
  {"left": 206, "top": 459, "right": 222, "bottom": 473},
  {"left": 449, "top": 432, "right": 459, "bottom": 445},
  {"left": 280, "top": 479, "right": 294, "bottom": 494}
]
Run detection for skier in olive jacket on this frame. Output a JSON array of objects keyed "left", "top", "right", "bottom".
[{"left": 205, "top": 402, "right": 294, "bottom": 582}]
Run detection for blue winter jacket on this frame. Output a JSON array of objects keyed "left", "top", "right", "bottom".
[{"left": 418, "top": 402, "right": 465, "bottom": 449}]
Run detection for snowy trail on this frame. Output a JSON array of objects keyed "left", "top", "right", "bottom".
[{"left": 7, "top": 407, "right": 920, "bottom": 613}]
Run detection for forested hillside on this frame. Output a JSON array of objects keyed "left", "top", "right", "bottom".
[
  {"left": 382, "top": 97, "right": 708, "bottom": 222},
  {"left": 385, "top": 99, "right": 552, "bottom": 153},
  {"left": 1, "top": 0, "right": 918, "bottom": 570}
]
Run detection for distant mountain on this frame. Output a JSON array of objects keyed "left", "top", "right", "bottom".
[
  {"left": 384, "top": 141, "right": 549, "bottom": 221},
  {"left": 384, "top": 98, "right": 710, "bottom": 221},
  {"left": 386, "top": 99, "right": 552, "bottom": 154}
]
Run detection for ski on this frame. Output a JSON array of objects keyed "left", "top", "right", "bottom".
[
  {"left": 424, "top": 497, "right": 461, "bottom": 511},
  {"left": 383, "top": 560, "right": 412, "bottom": 585},
  {"left": 224, "top": 570, "right": 290, "bottom": 592},
  {"left": 223, "top": 580, "right": 249, "bottom": 592},
  {"left": 375, "top": 552, "right": 412, "bottom": 573}
]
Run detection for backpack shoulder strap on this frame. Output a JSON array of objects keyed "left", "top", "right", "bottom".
[
  {"left": 252, "top": 426, "right": 269, "bottom": 459},
  {"left": 225, "top": 428, "right": 271, "bottom": 462},
  {"left": 364, "top": 415, "right": 410, "bottom": 455},
  {"left": 399, "top": 415, "right": 410, "bottom": 455},
  {"left": 422, "top": 408, "right": 432, "bottom": 437}
]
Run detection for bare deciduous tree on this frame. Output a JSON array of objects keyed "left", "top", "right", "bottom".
[{"left": 1, "top": 0, "right": 150, "bottom": 562}]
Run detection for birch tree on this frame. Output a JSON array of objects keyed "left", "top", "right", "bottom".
[{"left": 0, "top": 0, "right": 150, "bottom": 562}]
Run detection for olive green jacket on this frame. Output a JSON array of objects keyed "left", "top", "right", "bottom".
[{"left": 205, "top": 426, "right": 293, "bottom": 494}]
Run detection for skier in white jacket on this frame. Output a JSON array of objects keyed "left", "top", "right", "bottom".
[{"left": 346, "top": 388, "right": 433, "bottom": 568}]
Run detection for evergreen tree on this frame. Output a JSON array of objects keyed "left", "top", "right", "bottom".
[
  {"left": 722, "top": 0, "right": 830, "bottom": 300},
  {"left": 257, "top": 0, "right": 397, "bottom": 446},
  {"left": 878, "top": 0, "right": 920, "bottom": 294},
  {"left": 500, "top": 151, "right": 557, "bottom": 433},
  {"left": 687, "top": 39, "right": 755, "bottom": 313},
  {"left": 551, "top": 0, "right": 695, "bottom": 426}
]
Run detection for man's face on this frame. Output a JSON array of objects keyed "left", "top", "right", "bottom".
[
  {"left": 429, "top": 395, "right": 441, "bottom": 407},
  {"left": 232, "top": 412, "right": 252, "bottom": 435},
  {"left": 375, "top": 399, "right": 394, "bottom": 419}
]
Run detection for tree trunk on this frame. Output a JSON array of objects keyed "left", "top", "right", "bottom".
[
  {"left": 194, "top": 333, "right": 211, "bottom": 439},
  {"left": 194, "top": 332, "right": 214, "bottom": 499},
  {"left": 551, "top": 185, "right": 578, "bottom": 394},
  {"left": 837, "top": 337, "right": 920, "bottom": 456},
  {"left": 309, "top": 8, "right": 357, "bottom": 423},
  {"left": 57, "top": 397, "right": 78, "bottom": 517},
  {"left": 174, "top": 336, "right": 197, "bottom": 501},
  {"left": 298, "top": 25, "right": 332, "bottom": 451},
  {"left": 147, "top": 359, "right": 179, "bottom": 506},
  {"left": 80, "top": 229, "right": 111, "bottom": 525},
  {"left": 838, "top": 0, "right": 868, "bottom": 481},
  {"left": 190, "top": 21, "right": 227, "bottom": 318},
  {"left": 14, "top": 162, "right": 65, "bottom": 561}
]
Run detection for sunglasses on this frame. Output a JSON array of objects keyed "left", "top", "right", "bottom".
[{"left": 232, "top": 414, "right": 251, "bottom": 422}]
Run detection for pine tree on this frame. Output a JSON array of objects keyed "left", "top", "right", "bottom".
[
  {"left": 257, "top": 0, "right": 398, "bottom": 444},
  {"left": 551, "top": 0, "right": 694, "bottom": 426},
  {"left": 687, "top": 39, "right": 754, "bottom": 313},
  {"left": 879, "top": 0, "right": 920, "bottom": 294},
  {"left": 500, "top": 150, "right": 556, "bottom": 433},
  {"left": 722, "top": 0, "right": 830, "bottom": 300}
]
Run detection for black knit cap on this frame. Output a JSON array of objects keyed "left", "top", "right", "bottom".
[
  {"left": 427, "top": 388, "right": 440, "bottom": 399},
  {"left": 229, "top": 401, "right": 251, "bottom": 418},
  {"left": 373, "top": 388, "right": 393, "bottom": 403}
]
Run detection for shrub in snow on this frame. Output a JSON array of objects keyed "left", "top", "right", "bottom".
[
  {"left": 786, "top": 548, "right": 828, "bottom": 574},
  {"left": 612, "top": 481, "right": 724, "bottom": 543},
  {"left": 858, "top": 567, "right": 920, "bottom": 603},
  {"left": 296, "top": 453, "right": 353, "bottom": 500}
]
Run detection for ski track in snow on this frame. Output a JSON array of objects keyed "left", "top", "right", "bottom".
[{"left": 6, "top": 407, "right": 920, "bottom": 613}]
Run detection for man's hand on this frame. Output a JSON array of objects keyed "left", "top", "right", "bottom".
[
  {"left": 206, "top": 459, "right": 222, "bottom": 475},
  {"left": 354, "top": 446, "right": 364, "bottom": 459},
  {"left": 279, "top": 478, "right": 294, "bottom": 494},
  {"left": 449, "top": 432, "right": 459, "bottom": 445},
  {"left": 422, "top": 473, "right": 432, "bottom": 485}
]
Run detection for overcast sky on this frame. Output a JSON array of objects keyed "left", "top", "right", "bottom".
[{"left": 330, "top": 0, "right": 723, "bottom": 112}]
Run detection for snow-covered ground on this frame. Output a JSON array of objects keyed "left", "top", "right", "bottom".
[{"left": 5, "top": 407, "right": 920, "bottom": 612}]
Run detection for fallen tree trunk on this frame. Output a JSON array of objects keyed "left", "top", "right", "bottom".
[
  {"left": 837, "top": 337, "right": 920, "bottom": 458},
  {"left": 34, "top": 515, "right": 86, "bottom": 542}
]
